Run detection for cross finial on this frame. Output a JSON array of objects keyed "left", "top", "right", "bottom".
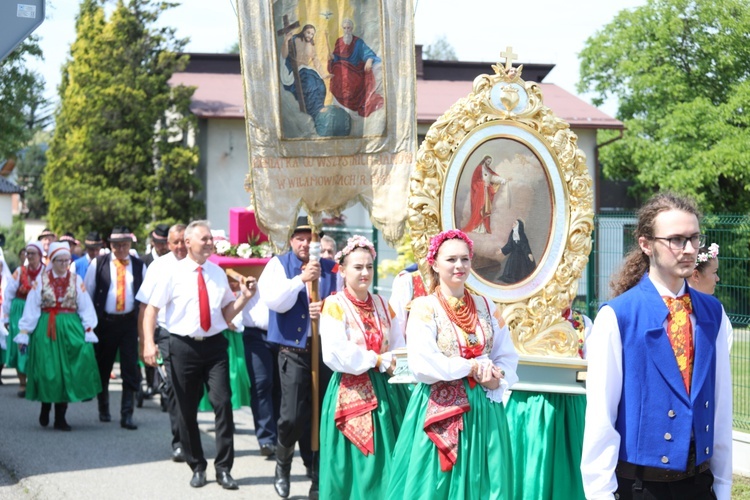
[{"left": 500, "top": 46, "right": 518, "bottom": 70}]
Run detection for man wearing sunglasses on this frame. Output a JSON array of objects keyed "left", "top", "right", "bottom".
[{"left": 581, "top": 193, "right": 733, "bottom": 500}]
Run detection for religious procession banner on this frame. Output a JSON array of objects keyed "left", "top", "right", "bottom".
[{"left": 237, "top": 0, "right": 416, "bottom": 250}]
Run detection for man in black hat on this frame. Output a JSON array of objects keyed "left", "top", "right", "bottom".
[
  {"left": 37, "top": 228, "right": 57, "bottom": 263},
  {"left": 84, "top": 226, "right": 145, "bottom": 430},
  {"left": 258, "top": 216, "right": 339, "bottom": 499},
  {"left": 73, "top": 231, "right": 103, "bottom": 280},
  {"left": 142, "top": 224, "right": 170, "bottom": 267}
]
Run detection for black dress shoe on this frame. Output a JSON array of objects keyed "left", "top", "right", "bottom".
[
  {"left": 120, "top": 416, "right": 138, "bottom": 430},
  {"left": 171, "top": 447, "right": 186, "bottom": 463},
  {"left": 190, "top": 471, "right": 207, "bottom": 488},
  {"left": 260, "top": 443, "right": 276, "bottom": 457},
  {"left": 17, "top": 390, "right": 25, "bottom": 398},
  {"left": 53, "top": 420, "right": 72, "bottom": 431},
  {"left": 99, "top": 413, "right": 111, "bottom": 422},
  {"left": 216, "top": 471, "right": 239, "bottom": 490}
]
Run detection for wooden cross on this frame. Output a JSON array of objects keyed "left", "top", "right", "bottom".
[
  {"left": 500, "top": 46, "right": 518, "bottom": 71},
  {"left": 277, "top": 15, "right": 306, "bottom": 113}
]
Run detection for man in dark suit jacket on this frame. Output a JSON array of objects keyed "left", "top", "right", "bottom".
[
  {"left": 84, "top": 226, "right": 145, "bottom": 430},
  {"left": 142, "top": 224, "right": 170, "bottom": 267}
]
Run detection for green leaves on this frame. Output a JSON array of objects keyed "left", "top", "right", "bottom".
[
  {"left": 579, "top": 0, "right": 750, "bottom": 212},
  {"left": 0, "top": 37, "right": 45, "bottom": 160},
  {"left": 46, "top": 0, "right": 203, "bottom": 242}
]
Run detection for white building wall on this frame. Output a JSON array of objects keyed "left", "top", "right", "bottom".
[
  {"left": 204, "top": 119, "right": 253, "bottom": 232},
  {"left": 0, "top": 196, "right": 13, "bottom": 228}
]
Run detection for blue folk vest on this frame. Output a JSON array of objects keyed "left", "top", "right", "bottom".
[
  {"left": 267, "top": 252, "right": 337, "bottom": 348},
  {"left": 605, "top": 275, "right": 723, "bottom": 471}
]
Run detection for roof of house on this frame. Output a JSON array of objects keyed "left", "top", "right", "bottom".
[
  {"left": 0, "top": 176, "right": 23, "bottom": 194},
  {"left": 170, "top": 52, "right": 622, "bottom": 130}
]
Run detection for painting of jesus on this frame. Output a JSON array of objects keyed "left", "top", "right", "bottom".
[{"left": 454, "top": 138, "right": 553, "bottom": 286}]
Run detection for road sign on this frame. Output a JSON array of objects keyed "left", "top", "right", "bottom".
[{"left": 0, "top": 0, "right": 45, "bottom": 63}]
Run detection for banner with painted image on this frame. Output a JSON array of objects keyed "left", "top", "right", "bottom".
[{"left": 237, "top": 0, "right": 415, "bottom": 249}]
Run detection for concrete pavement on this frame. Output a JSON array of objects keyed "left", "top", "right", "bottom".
[{"left": 0, "top": 369, "right": 313, "bottom": 499}]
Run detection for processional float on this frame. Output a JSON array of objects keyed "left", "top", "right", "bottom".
[{"left": 406, "top": 45, "right": 595, "bottom": 499}]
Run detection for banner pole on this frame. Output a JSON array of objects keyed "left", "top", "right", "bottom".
[{"left": 309, "top": 217, "right": 321, "bottom": 452}]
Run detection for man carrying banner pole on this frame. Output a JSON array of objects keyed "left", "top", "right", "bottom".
[{"left": 258, "top": 217, "right": 337, "bottom": 499}]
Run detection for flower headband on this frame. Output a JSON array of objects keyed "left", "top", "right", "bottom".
[
  {"left": 335, "top": 235, "right": 376, "bottom": 264},
  {"left": 696, "top": 242, "right": 719, "bottom": 267},
  {"left": 427, "top": 229, "right": 474, "bottom": 265}
]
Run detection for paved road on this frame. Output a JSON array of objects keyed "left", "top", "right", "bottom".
[{"left": 0, "top": 369, "right": 313, "bottom": 499}]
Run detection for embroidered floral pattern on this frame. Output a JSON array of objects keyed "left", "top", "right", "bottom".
[
  {"left": 41, "top": 271, "right": 77, "bottom": 309},
  {"left": 334, "top": 372, "right": 378, "bottom": 456},
  {"left": 424, "top": 379, "right": 470, "bottom": 471}
]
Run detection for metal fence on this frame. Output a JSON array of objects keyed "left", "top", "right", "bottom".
[{"left": 584, "top": 212, "right": 750, "bottom": 431}]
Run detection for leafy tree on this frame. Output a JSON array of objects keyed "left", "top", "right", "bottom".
[
  {"left": 578, "top": 0, "right": 750, "bottom": 212},
  {"left": 14, "top": 131, "right": 51, "bottom": 219},
  {"left": 45, "top": 0, "right": 203, "bottom": 242},
  {"left": 0, "top": 216, "right": 27, "bottom": 271},
  {"left": 0, "top": 37, "right": 46, "bottom": 160},
  {"left": 423, "top": 35, "right": 458, "bottom": 61}
]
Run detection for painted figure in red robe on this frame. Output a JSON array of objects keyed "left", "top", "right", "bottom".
[{"left": 327, "top": 18, "right": 384, "bottom": 117}]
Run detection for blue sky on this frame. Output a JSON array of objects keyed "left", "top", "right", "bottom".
[{"left": 30, "top": 0, "right": 647, "bottom": 117}]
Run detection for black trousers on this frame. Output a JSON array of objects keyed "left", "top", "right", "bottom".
[
  {"left": 243, "top": 327, "right": 280, "bottom": 447},
  {"left": 169, "top": 334, "right": 234, "bottom": 474},
  {"left": 616, "top": 469, "right": 717, "bottom": 500},
  {"left": 156, "top": 327, "right": 180, "bottom": 449},
  {"left": 277, "top": 346, "right": 332, "bottom": 464},
  {"left": 94, "top": 313, "right": 139, "bottom": 411}
]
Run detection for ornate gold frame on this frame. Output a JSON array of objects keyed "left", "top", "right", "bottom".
[{"left": 408, "top": 49, "right": 594, "bottom": 358}]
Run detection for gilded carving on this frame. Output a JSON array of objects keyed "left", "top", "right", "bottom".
[{"left": 408, "top": 49, "right": 594, "bottom": 358}]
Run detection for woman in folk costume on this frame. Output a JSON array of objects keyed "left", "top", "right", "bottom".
[
  {"left": 318, "top": 235, "right": 411, "bottom": 499},
  {"left": 0, "top": 248, "right": 13, "bottom": 383},
  {"left": 689, "top": 242, "right": 734, "bottom": 351},
  {"left": 387, "top": 230, "right": 519, "bottom": 500},
  {"left": 15, "top": 242, "right": 101, "bottom": 430},
  {"left": 3, "top": 241, "right": 46, "bottom": 397}
]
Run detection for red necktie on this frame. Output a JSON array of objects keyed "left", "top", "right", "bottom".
[
  {"left": 197, "top": 266, "right": 211, "bottom": 332},
  {"left": 662, "top": 294, "right": 694, "bottom": 394}
]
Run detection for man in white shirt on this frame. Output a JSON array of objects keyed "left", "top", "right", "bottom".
[
  {"left": 581, "top": 193, "right": 732, "bottom": 500},
  {"left": 85, "top": 226, "right": 146, "bottom": 431},
  {"left": 142, "top": 220, "right": 254, "bottom": 490},
  {"left": 136, "top": 223, "right": 186, "bottom": 461}
]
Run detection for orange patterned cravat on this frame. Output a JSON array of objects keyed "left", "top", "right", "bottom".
[
  {"left": 114, "top": 258, "right": 128, "bottom": 312},
  {"left": 662, "top": 294, "right": 694, "bottom": 394}
]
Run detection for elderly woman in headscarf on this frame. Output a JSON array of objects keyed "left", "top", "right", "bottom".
[
  {"left": 16, "top": 242, "right": 101, "bottom": 430},
  {"left": 3, "top": 241, "right": 45, "bottom": 396}
]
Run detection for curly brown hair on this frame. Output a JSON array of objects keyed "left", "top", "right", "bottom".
[{"left": 610, "top": 192, "right": 702, "bottom": 297}]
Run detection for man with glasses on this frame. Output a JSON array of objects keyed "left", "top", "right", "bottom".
[
  {"left": 581, "top": 193, "right": 733, "bottom": 499},
  {"left": 85, "top": 226, "right": 146, "bottom": 430}
]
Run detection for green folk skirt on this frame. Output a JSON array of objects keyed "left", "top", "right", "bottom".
[
  {"left": 198, "top": 329, "right": 251, "bottom": 411},
  {"left": 505, "top": 390, "right": 587, "bottom": 500},
  {"left": 387, "top": 380, "right": 514, "bottom": 500},
  {"left": 25, "top": 312, "right": 101, "bottom": 403},
  {"left": 4, "top": 298, "right": 29, "bottom": 372},
  {"left": 320, "top": 370, "right": 412, "bottom": 500}
]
